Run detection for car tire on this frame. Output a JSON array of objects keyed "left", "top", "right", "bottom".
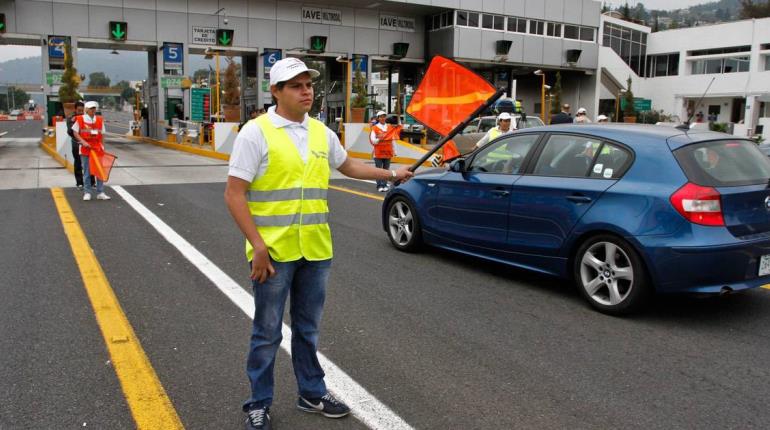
[
  {"left": 573, "top": 234, "right": 651, "bottom": 315},
  {"left": 386, "top": 196, "right": 422, "bottom": 252}
]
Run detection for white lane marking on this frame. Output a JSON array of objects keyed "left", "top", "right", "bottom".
[{"left": 111, "top": 185, "right": 413, "bottom": 430}]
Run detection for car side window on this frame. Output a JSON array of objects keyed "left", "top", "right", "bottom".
[
  {"left": 589, "top": 143, "right": 631, "bottom": 179},
  {"left": 468, "top": 134, "right": 540, "bottom": 174},
  {"left": 532, "top": 135, "right": 603, "bottom": 177}
]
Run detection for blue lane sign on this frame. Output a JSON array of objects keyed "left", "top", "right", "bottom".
[
  {"left": 263, "top": 49, "right": 281, "bottom": 67},
  {"left": 163, "top": 42, "right": 183, "bottom": 70},
  {"left": 48, "top": 36, "right": 67, "bottom": 59},
  {"left": 352, "top": 54, "right": 368, "bottom": 75}
]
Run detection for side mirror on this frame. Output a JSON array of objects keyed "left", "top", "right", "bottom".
[{"left": 450, "top": 158, "right": 466, "bottom": 172}]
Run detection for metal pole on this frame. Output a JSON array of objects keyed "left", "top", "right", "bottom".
[
  {"left": 215, "top": 52, "right": 220, "bottom": 120},
  {"left": 345, "top": 60, "right": 351, "bottom": 124},
  {"left": 540, "top": 74, "right": 545, "bottom": 123},
  {"left": 408, "top": 87, "right": 506, "bottom": 172},
  {"left": 387, "top": 64, "right": 393, "bottom": 114}
]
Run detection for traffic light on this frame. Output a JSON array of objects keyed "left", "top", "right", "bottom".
[
  {"left": 216, "top": 29, "right": 234, "bottom": 47},
  {"left": 0, "top": 13, "right": 6, "bottom": 34},
  {"left": 309, "top": 36, "right": 327, "bottom": 54},
  {"left": 109, "top": 21, "right": 127, "bottom": 41}
]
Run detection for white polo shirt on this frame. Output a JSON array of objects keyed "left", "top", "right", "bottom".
[{"left": 228, "top": 106, "right": 348, "bottom": 183}]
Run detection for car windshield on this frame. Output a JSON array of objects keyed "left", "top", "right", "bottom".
[
  {"left": 478, "top": 118, "right": 497, "bottom": 132},
  {"left": 674, "top": 140, "right": 770, "bottom": 186},
  {"left": 517, "top": 117, "right": 544, "bottom": 129}
]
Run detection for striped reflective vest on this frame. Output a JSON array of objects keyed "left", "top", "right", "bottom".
[
  {"left": 488, "top": 127, "right": 502, "bottom": 141},
  {"left": 246, "top": 115, "right": 333, "bottom": 262},
  {"left": 76, "top": 115, "right": 104, "bottom": 156},
  {"left": 371, "top": 124, "right": 395, "bottom": 159}
]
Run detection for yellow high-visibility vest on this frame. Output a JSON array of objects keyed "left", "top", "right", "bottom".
[
  {"left": 245, "top": 115, "right": 333, "bottom": 262},
  {"left": 489, "top": 127, "right": 502, "bottom": 140}
]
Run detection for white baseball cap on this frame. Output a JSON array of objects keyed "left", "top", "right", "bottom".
[
  {"left": 577, "top": 107, "right": 587, "bottom": 114},
  {"left": 376, "top": 110, "right": 387, "bottom": 117},
  {"left": 597, "top": 114, "right": 608, "bottom": 121},
  {"left": 497, "top": 112, "right": 512, "bottom": 121},
  {"left": 269, "top": 57, "right": 320, "bottom": 86},
  {"left": 84, "top": 101, "right": 99, "bottom": 109}
]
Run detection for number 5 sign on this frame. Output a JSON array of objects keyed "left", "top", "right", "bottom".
[{"left": 163, "top": 43, "right": 183, "bottom": 71}]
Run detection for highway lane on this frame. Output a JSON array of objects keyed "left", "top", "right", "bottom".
[{"left": 4, "top": 178, "right": 770, "bottom": 428}]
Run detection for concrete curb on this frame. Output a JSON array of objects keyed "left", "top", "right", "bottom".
[
  {"left": 119, "top": 134, "right": 230, "bottom": 161},
  {"left": 39, "top": 140, "right": 75, "bottom": 173}
]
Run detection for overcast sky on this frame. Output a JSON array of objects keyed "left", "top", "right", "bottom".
[{"left": 0, "top": 0, "right": 728, "bottom": 63}]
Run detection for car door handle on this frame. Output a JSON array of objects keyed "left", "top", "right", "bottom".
[
  {"left": 491, "top": 189, "right": 510, "bottom": 198},
  {"left": 566, "top": 195, "right": 592, "bottom": 204}
]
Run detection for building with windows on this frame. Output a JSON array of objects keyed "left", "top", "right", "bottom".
[{"left": 596, "top": 14, "right": 770, "bottom": 138}]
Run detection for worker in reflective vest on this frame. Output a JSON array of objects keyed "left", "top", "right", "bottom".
[
  {"left": 475, "top": 111, "right": 516, "bottom": 148},
  {"left": 72, "top": 101, "right": 110, "bottom": 201},
  {"left": 369, "top": 111, "right": 398, "bottom": 192},
  {"left": 224, "top": 57, "right": 413, "bottom": 430}
]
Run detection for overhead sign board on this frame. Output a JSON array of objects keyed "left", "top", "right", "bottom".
[
  {"left": 190, "top": 87, "right": 211, "bottom": 122},
  {"left": 352, "top": 54, "right": 368, "bottom": 75},
  {"left": 48, "top": 36, "right": 69, "bottom": 59},
  {"left": 161, "top": 76, "right": 184, "bottom": 89},
  {"left": 192, "top": 26, "right": 217, "bottom": 45},
  {"left": 163, "top": 42, "right": 183, "bottom": 70},
  {"left": 621, "top": 98, "right": 653, "bottom": 112},
  {"left": 109, "top": 21, "right": 127, "bottom": 41},
  {"left": 263, "top": 48, "right": 282, "bottom": 79},
  {"left": 379, "top": 15, "right": 416, "bottom": 32},
  {"left": 302, "top": 7, "right": 342, "bottom": 25},
  {"left": 46, "top": 71, "right": 63, "bottom": 86}
]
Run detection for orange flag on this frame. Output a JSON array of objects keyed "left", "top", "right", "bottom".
[
  {"left": 442, "top": 139, "right": 461, "bottom": 162},
  {"left": 382, "top": 125, "right": 403, "bottom": 141},
  {"left": 89, "top": 150, "right": 117, "bottom": 182},
  {"left": 407, "top": 56, "right": 496, "bottom": 136}
]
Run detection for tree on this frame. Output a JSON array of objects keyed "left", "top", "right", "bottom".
[
  {"left": 740, "top": 0, "right": 770, "bottom": 18},
  {"left": 1, "top": 87, "right": 30, "bottom": 111},
  {"left": 550, "top": 72, "right": 563, "bottom": 115},
  {"left": 193, "top": 68, "right": 210, "bottom": 85},
  {"left": 58, "top": 41, "right": 82, "bottom": 104},
  {"left": 116, "top": 80, "right": 135, "bottom": 103},
  {"left": 652, "top": 12, "right": 660, "bottom": 32},
  {"left": 222, "top": 57, "right": 240, "bottom": 106},
  {"left": 621, "top": 2, "right": 631, "bottom": 19},
  {"left": 88, "top": 72, "right": 111, "bottom": 87},
  {"left": 601, "top": 2, "right": 609, "bottom": 13},
  {"left": 623, "top": 76, "right": 636, "bottom": 118}
]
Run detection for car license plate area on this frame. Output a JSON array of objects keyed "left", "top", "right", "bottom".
[{"left": 759, "top": 255, "right": 770, "bottom": 276}]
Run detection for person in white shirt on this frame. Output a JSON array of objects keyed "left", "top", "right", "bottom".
[
  {"left": 224, "top": 57, "right": 413, "bottom": 430},
  {"left": 475, "top": 112, "right": 516, "bottom": 148},
  {"left": 369, "top": 111, "right": 398, "bottom": 192},
  {"left": 71, "top": 101, "right": 110, "bottom": 201},
  {"left": 574, "top": 107, "right": 592, "bottom": 124}
]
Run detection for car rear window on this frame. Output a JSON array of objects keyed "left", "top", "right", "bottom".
[
  {"left": 517, "top": 117, "right": 544, "bottom": 129},
  {"left": 673, "top": 140, "right": 770, "bottom": 186}
]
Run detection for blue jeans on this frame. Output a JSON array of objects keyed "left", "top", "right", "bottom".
[
  {"left": 374, "top": 158, "right": 391, "bottom": 189},
  {"left": 243, "top": 258, "right": 331, "bottom": 411},
  {"left": 81, "top": 154, "right": 104, "bottom": 194}
]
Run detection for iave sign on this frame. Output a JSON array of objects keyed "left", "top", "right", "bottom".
[
  {"left": 379, "top": 15, "right": 416, "bottom": 33},
  {"left": 302, "top": 7, "right": 342, "bottom": 25}
]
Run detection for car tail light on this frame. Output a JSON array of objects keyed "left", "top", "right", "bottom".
[{"left": 669, "top": 182, "right": 724, "bottom": 226}]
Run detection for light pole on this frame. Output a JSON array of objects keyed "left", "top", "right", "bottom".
[
  {"left": 534, "top": 69, "right": 546, "bottom": 122},
  {"left": 205, "top": 48, "right": 223, "bottom": 121}
]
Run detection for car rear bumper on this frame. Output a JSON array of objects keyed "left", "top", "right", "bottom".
[{"left": 635, "top": 235, "right": 770, "bottom": 294}]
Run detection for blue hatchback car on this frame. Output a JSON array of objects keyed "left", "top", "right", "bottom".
[{"left": 382, "top": 124, "right": 770, "bottom": 314}]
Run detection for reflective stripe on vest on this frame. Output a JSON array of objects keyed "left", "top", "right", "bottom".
[
  {"left": 246, "top": 115, "right": 332, "bottom": 262},
  {"left": 76, "top": 115, "right": 104, "bottom": 152}
]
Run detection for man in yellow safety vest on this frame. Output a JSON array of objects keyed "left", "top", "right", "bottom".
[
  {"left": 224, "top": 57, "right": 413, "bottom": 430},
  {"left": 475, "top": 112, "right": 516, "bottom": 149}
]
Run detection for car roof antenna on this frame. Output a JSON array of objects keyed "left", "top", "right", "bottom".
[{"left": 677, "top": 77, "right": 716, "bottom": 131}]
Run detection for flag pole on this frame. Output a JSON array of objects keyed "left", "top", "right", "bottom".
[{"left": 408, "top": 87, "right": 507, "bottom": 172}]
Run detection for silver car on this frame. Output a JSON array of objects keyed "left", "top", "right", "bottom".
[{"left": 453, "top": 114, "right": 544, "bottom": 153}]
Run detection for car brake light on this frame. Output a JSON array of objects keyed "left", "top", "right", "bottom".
[{"left": 669, "top": 182, "right": 724, "bottom": 226}]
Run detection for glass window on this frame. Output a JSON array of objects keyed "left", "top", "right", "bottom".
[
  {"left": 432, "top": 15, "right": 440, "bottom": 29},
  {"left": 589, "top": 144, "right": 632, "bottom": 179},
  {"left": 469, "top": 134, "right": 540, "bottom": 175},
  {"left": 724, "top": 57, "right": 739, "bottom": 73},
  {"left": 641, "top": 33, "right": 647, "bottom": 44},
  {"left": 547, "top": 22, "right": 561, "bottom": 37},
  {"left": 564, "top": 25, "right": 579, "bottom": 39},
  {"left": 764, "top": 55, "right": 770, "bottom": 71},
  {"left": 631, "top": 30, "right": 641, "bottom": 43},
  {"left": 457, "top": 11, "right": 468, "bottom": 26},
  {"left": 494, "top": 15, "right": 504, "bottom": 30},
  {"left": 529, "top": 20, "right": 544, "bottom": 35},
  {"left": 441, "top": 12, "right": 449, "bottom": 27},
  {"left": 580, "top": 27, "right": 594, "bottom": 42},
  {"left": 611, "top": 37, "right": 621, "bottom": 55},
  {"left": 447, "top": 11, "right": 453, "bottom": 25},
  {"left": 603, "top": 34, "right": 611, "bottom": 47},
  {"left": 691, "top": 60, "right": 705, "bottom": 75},
  {"left": 655, "top": 56, "right": 668, "bottom": 77},
  {"left": 706, "top": 58, "right": 722, "bottom": 74},
  {"left": 668, "top": 54, "right": 679, "bottom": 76},
  {"left": 482, "top": 14, "right": 494, "bottom": 29},
  {"left": 468, "top": 12, "right": 479, "bottom": 27},
  {"left": 533, "top": 135, "right": 604, "bottom": 178},
  {"left": 674, "top": 140, "right": 770, "bottom": 187},
  {"left": 737, "top": 56, "right": 750, "bottom": 72},
  {"left": 517, "top": 18, "right": 526, "bottom": 33}
]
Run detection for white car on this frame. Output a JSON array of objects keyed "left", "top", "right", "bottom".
[
  {"left": 453, "top": 114, "right": 545, "bottom": 153},
  {"left": 10, "top": 109, "right": 22, "bottom": 116}
]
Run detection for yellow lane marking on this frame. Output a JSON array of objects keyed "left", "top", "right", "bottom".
[
  {"left": 329, "top": 184, "right": 385, "bottom": 201},
  {"left": 762, "top": 284, "right": 770, "bottom": 290},
  {"left": 50, "top": 188, "right": 184, "bottom": 430}
]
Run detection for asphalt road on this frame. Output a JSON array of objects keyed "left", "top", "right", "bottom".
[{"left": 3, "top": 174, "right": 770, "bottom": 429}]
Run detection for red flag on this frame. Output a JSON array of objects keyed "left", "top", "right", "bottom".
[
  {"left": 406, "top": 56, "right": 496, "bottom": 136},
  {"left": 442, "top": 140, "right": 461, "bottom": 163},
  {"left": 381, "top": 125, "right": 403, "bottom": 141},
  {"left": 89, "top": 150, "right": 117, "bottom": 182}
]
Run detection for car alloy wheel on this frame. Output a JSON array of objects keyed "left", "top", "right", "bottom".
[
  {"left": 574, "top": 235, "right": 650, "bottom": 314},
  {"left": 386, "top": 197, "right": 422, "bottom": 251}
]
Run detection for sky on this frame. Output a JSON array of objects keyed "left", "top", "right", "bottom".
[{"left": 0, "top": 0, "right": 724, "bottom": 62}]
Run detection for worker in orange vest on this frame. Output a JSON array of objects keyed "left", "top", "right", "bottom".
[
  {"left": 369, "top": 111, "right": 399, "bottom": 192},
  {"left": 72, "top": 101, "right": 110, "bottom": 201}
]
